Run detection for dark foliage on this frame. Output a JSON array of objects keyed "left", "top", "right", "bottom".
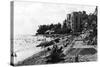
[
  {"left": 46, "top": 45, "right": 65, "bottom": 63},
  {"left": 36, "top": 21, "right": 71, "bottom": 35},
  {"left": 54, "top": 38, "right": 60, "bottom": 43},
  {"left": 47, "top": 47, "right": 51, "bottom": 51}
]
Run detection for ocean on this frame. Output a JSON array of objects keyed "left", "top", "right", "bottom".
[{"left": 13, "top": 35, "right": 52, "bottom": 64}]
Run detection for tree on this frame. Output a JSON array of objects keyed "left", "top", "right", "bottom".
[
  {"left": 46, "top": 45, "right": 65, "bottom": 63},
  {"left": 63, "top": 20, "right": 67, "bottom": 29},
  {"left": 37, "top": 25, "right": 49, "bottom": 34},
  {"left": 54, "top": 23, "right": 62, "bottom": 34},
  {"left": 49, "top": 24, "right": 54, "bottom": 30}
]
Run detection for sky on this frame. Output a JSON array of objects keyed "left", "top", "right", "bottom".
[{"left": 14, "top": 1, "right": 96, "bottom": 36}]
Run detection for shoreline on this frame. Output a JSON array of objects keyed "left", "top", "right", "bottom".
[{"left": 13, "top": 33, "right": 97, "bottom": 66}]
